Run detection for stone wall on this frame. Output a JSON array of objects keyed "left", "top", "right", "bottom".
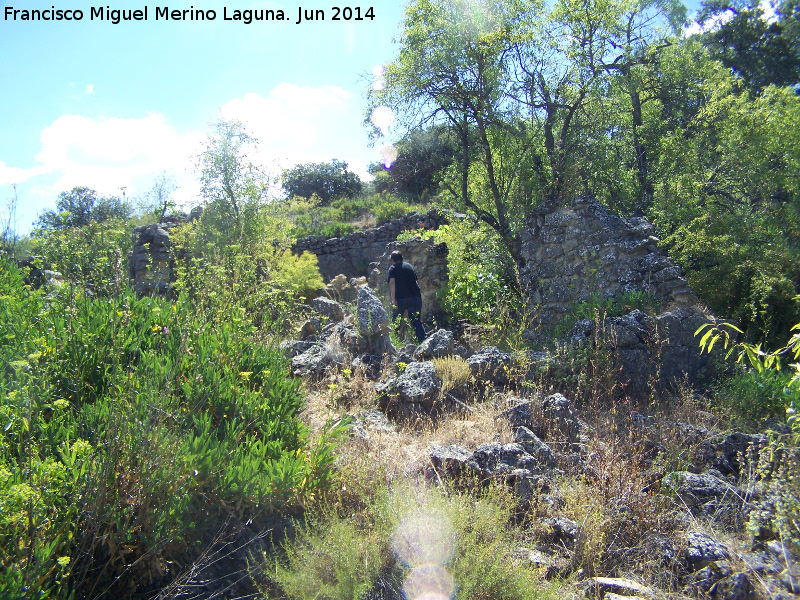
[
  {"left": 128, "top": 210, "right": 199, "bottom": 296},
  {"left": 368, "top": 237, "right": 449, "bottom": 321},
  {"left": 292, "top": 209, "right": 449, "bottom": 282},
  {"left": 519, "top": 195, "right": 700, "bottom": 324},
  {"left": 518, "top": 195, "right": 713, "bottom": 391}
]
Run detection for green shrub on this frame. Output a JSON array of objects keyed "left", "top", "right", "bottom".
[
  {"left": 373, "top": 197, "right": 413, "bottom": 225},
  {"left": 717, "top": 368, "right": 799, "bottom": 426},
  {"left": 0, "top": 255, "right": 340, "bottom": 598},
  {"left": 549, "top": 290, "right": 657, "bottom": 340},
  {"left": 30, "top": 217, "right": 131, "bottom": 293},
  {"left": 274, "top": 483, "right": 547, "bottom": 600}
]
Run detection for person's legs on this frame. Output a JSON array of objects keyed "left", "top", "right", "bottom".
[{"left": 406, "top": 297, "right": 426, "bottom": 343}]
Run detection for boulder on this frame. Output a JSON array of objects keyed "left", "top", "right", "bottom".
[
  {"left": 685, "top": 531, "right": 730, "bottom": 572},
  {"left": 313, "top": 297, "right": 346, "bottom": 322},
  {"left": 376, "top": 361, "right": 441, "bottom": 414},
  {"left": 356, "top": 286, "right": 394, "bottom": 355},
  {"left": 514, "top": 426, "right": 556, "bottom": 466},
  {"left": 290, "top": 343, "right": 348, "bottom": 378},
  {"left": 541, "top": 393, "right": 589, "bottom": 444},
  {"left": 414, "top": 329, "right": 455, "bottom": 360},
  {"left": 581, "top": 577, "right": 654, "bottom": 599},
  {"left": 662, "top": 471, "right": 739, "bottom": 515},
  {"left": 468, "top": 346, "right": 513, "bottom": 385}
]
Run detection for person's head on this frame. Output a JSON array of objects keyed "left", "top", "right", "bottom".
[{"left": 390, "top": 251, "right": 403, "bottom": 265}]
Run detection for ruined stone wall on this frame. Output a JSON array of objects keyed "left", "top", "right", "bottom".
[
  {"left": 129, "top": 216, "right": 186, "bottom": 296},
  {"left": 519, "top": 195, "right": 699, "bottom": 325},
  {"left": 292, "top": 209, "right": 448, "bottom": 282},
  {"left": 518, "top": 195, "right": 713, "bottom": 391},
  {"left": 130, "top": 209, "right": 447, "bottom": 296},
  {"left": 368, "top": 237, "right": 449, "bottom": 321}
]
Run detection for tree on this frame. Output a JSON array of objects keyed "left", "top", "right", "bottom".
[
  {"left": 137, "top": 172, "right": 178, "bottom": 222},
  {"left": 197, "top": 120, "right": 266, "bottom": 229},
  {"left": 281, "top": 160, "right": 362, "bottom": 205},
  {"left": 697, "top": 0, "right": 800, "bottom": 92},
  {"left": 373, "top": 0, "right": 683, "bottom": 270},
  {"left": 34, "top": 187, "right": 131, "bottom": 231},
  {"left": 369, "top": 126, "right": 457, "bottom": 198}
]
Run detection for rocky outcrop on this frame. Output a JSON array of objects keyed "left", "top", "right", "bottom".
[
  {"left": 369, "top": 236, "right": 449, "bottom": 321},
  {"left": 376, "top": 361, "right": 441, "bottom": 417},
  {"left": 414, "top": 329, "right": 455, "bottom": 360},
  {"left": 293, "top": 209, "right": 449, "bottom": 281}
]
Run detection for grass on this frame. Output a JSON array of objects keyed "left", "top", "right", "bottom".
[{"left": 271, "top": 479, "right": 552, "bottom": 600}]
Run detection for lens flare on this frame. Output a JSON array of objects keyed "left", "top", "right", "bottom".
[
  {"left": 404, "top": 564, "right": 455, "bottom": 600},
  {"left": 391, "top": 510, "right": 456, "bottom": 568},
  {"left": 372, "top": 64, "right": 386, "bottom": 77},
  {"left": 371, "top": 106, "right": 395, "bottom": 136},
  {"left": 378, "top": 144, "right": 398, "bottom": 168}
]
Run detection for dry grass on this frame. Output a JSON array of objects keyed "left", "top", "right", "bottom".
[{"left": 295, "top": 353, "right": 765, "bottom": 598}]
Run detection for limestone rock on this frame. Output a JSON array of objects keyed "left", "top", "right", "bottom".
[
  {"left": 356, "top": 285, "right": 394, "bottom": 355},
  {"left": 514, "top": 426, "right": 556, "bottom": 466},
  {"left": 541, "top": 393, "right": 589, "bottom": 444},
  {"left": 468, "top": 346, "right": 512, "bottom": 384},
  {"left": 414, "top": 329, "right": 455, "bottom": 360},
  {"left": 376, "top": 361, "right": 441, "bottom": 413},
  {"left": 313, "top": 297, "right": 345, "bottom": 322},
  {"left": 357, "top": 286, "right": 389, "bottom": 336},
  {"left": 290, "top": 343, "right": 347, "bottom": 378},
  {"left": 662, "top": 471, "right": 739, "bottom": 514},
  {"left": 685, "top": 531, "right": 730, "bottom": 572},
  {"left": 581, "top": 577, "right": 653, "bottom": 599},
  {"left": 429, "top": 444, "right": 472, "bottom": 476}
]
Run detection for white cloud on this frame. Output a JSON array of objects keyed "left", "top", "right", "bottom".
[
  {"left": 219, "top": 83, "right": 352, "bottom": 169},
  {"left": 86, "top": 84, "right": 94, "bottom": 95},
  {"left": 32, "top": 113, "right": 204, "bottom": 202},
  {"left": 0, "top": 161, "right": 46, "bottom": 187}
]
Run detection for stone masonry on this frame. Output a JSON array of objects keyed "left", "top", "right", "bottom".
[
  {"left": 518, "top": 195, "right": 714, "bottom": 391},
  {"left": 292, "top": 209, "right": 448, "bottom": 282},
  {"left": 519, "top": 195, "right": 700, "bottom": 324},
  {"left": 368, "top": 237, "right": 449, "bottom": 321}
]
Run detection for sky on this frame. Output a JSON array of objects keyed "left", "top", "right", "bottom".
[
  {"left": 0, "top": 0, "right": 709, "bottom": 234},
  {"left": 0, "top": 1, "right": 408, "bottom": 232}
]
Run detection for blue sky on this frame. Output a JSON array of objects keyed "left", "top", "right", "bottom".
[
  {"left": 0, "top": 1, "right": 407, "bottom": 231},
  {"left": 0, "top": 0, "right": 705, "bottom": 233}
]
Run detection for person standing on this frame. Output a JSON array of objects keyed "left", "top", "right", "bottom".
[{"left": 387, "top": 250, "right": 426, "bottom": 343}]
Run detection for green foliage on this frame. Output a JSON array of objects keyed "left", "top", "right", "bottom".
[
  {"left": 272, "top": 250, "right": 325, "bottom": 302},
  {"left": 282, "top": 159, "right": 362, "bottom": 205},
  {"left": 30, "top": 217, "right": 131, "bottom": 292},
  {"left": 368, "top": 126, "right": 457, "bottom": 199},
  {"left": 649, "top": 57, "right": 800, "bottom": 344},
  {"left": 698, "top": 311, "right": 800, "bottom": 424},
  {"left": 274, "top": 482, "right": 546, "bottom": 600},
  {"left": 373, "top": 197, "right": 413, "bottom": 225},
  {"left": 197, "top": 119, "right": 268, "bottom": 232},
  {"left": 402, "top": 221, "right": 519, "bottom": 329},
  {"left": 0, "top": 255, "right": 339, "bottom": 598},
  {"left": 34, "top": 187, "right": 132, "bottom": 231},
  {"left": 717, "top": 368, "right": 800, "bottom": 425},
  {"left": 280, "top": 192, "right": 414, "bottom": 238},
  {"left": 697, "top": 0, "right": 800, "bottom": 92},
  {"left": 549, "top": 290, "right": 657, "bottom": 340}
]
